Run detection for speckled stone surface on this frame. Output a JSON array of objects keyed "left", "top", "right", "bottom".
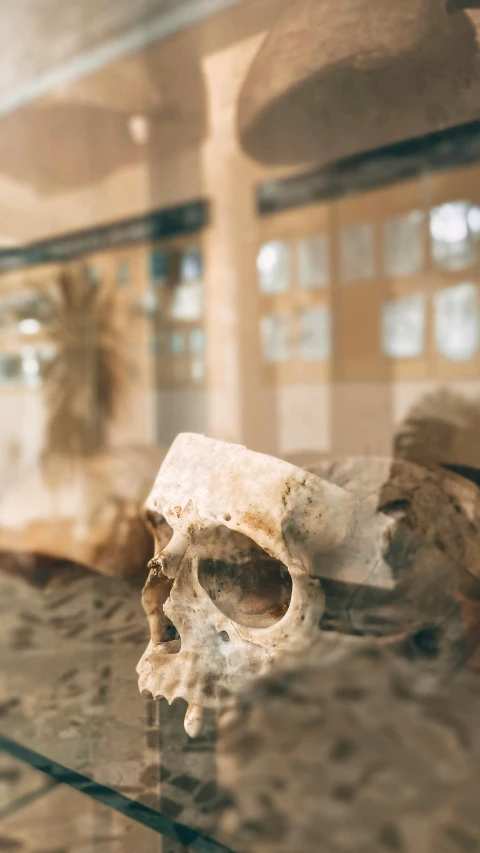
[
  {"left": 217, "top": 641, "right": 480, "bottom": 853},
  {"left": 0, "top": 571, "right": 223, "bottom": 851}
]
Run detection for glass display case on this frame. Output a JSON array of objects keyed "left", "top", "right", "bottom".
[{"left": 2, "top": 1, "right": 480, "bottom": 852}]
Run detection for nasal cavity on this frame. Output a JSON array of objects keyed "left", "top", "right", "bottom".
[{"left": 145, "top": 509, "right": 174, "bottom": 554}]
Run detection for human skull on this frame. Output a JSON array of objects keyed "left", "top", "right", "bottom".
[
  {"left": 137, "top": 433, "right": 353, "bottom": 737},
  {"left": 138, "top": 435, "right": 480, "bottom": 736}
]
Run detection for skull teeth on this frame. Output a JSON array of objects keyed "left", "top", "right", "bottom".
[
  {"left": 184, "top": 704, "right": 205, "bottom": 738},
  {"left": 140, "top": 685, "right": 205, "bottom": 738}
]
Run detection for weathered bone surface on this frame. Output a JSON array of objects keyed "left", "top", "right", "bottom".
[
  {"left": 307, "top": 456, "right": 480, "bottom": 673},
  {"left": 309, "top": 456, "right": 480, "bottom": 590},
  {"left": 139, "top": 439, "right": 480, "bottom": 737},
  {"left": 137, "top": 433, "right": 354, "bottom": 737}
]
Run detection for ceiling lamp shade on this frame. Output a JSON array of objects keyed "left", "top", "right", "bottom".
[{"left": 237, "top": 0, "right": 480, "bottom": 166}]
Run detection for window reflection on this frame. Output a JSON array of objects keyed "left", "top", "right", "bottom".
[
  {"left": 191, "top": 357, "right": 205, "bottom": 383},
  {"left": 137, "top": 290, "right": 158, "bottom": 317},
  {"left": 382, "top": 293, "right": 426, "bottom": 359},
  {"left": 468, "top": 205, "right": 480, "bottom": 235},
  {"left": 434, "top": 283, "right": 479, "bottom": 362},
  {"left": 189, "top": 328, "right": 205, "bottom": 354},
  {"left": 0, "top": 289, "right": 54, "bottom": 335},
  {"left": 0, "top": 344, "right": 54, "bottom": 387},
  {"left": 180, "top": 247, "right": 203, "bottom": 282},
  {"left": 340, "top": 223, "right": 374, "bottom": 283},
  {"left": 135, "top": 244, "right": 207, "bottom": 388},
  {"left": 0, "top": 353, "right": 20, "bottom": 383},
  {"left": 18, "top": 318, "right": 41, "bottom": 336},
  {"left": 21, "top": 347, "right": 40, "bottom": 386},
  {"left": 149, "top": 335, "right": 161, "bottom": 356},
  {"left": 149, "top": 248, "right": 169, "bottom": 285},
  {"left": 169, "top": 331, "right": 185, "bottom": 355},
  {"left": 260, "top": 314, "right": 291, "bottom": 362},
  {"left": 257, "top": 241, "right": 290, "bottom": 293},
  {"left": 170, "top": 281, "right": 204, "bottom": 321},
  {"left": 384, "top": 211, "right": 424, "bottom": 277},
  {"left": 116, "top": 259, "right": 131, "bottom": 287},
  {"left": 172, "top": 357, "right": 189, "bottom": 383},
  {"left": 299, "top": 307, "right": 331, "bottom": 362},
  {"left": 430, "top": 202, "right": 476, "bottom": 271},
  {"left": 83, "top": 264, "right": 101, "bottom": 288},
  {"left": 297, "top": 234, "right": 329, "bottom": 289}
]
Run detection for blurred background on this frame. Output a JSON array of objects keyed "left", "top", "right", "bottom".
[
  {"left": 1, "top": 0, "right": 480, "bottom": 493},
  {"left": 2, "top": 4, "right": 480, "bottom": 852}
]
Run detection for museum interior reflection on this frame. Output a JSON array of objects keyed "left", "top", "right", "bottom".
[{"left": 1, "top": 1, "right": 480, "bottom": 852}]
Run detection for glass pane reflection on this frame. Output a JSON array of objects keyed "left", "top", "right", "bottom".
[
  {"left": 382, "top": 293, "right": 426, "bottom": 359},
  {"left": 340, "top": 223, "right": 375, "bottom": 282},
  {"left": 257, "top": 241, "right": 291, "bottom": 293},
  {"left": 149, "top": 248, "right": 169, "bottom": 285},
  {"left": 434, "top": 283, "right": 479, "bottom": 362},
  {"left": 0, "top": 344, "right": 54, "bottom": 387},
  {"left": 83, "top": 264, "right": 101, "bottom": 288},
  {"left": 468, "top": 205, "right": 480, "bottom": 236},
  {"left": 0, "top": 353, "right": 20, "bottom": 383},
  {"left": 21, "top": 347, "right": 40, "bottom": 387},
  {"left": 261, "top": 314, "right": 291, "bottom": 362},
  {"left": 170, "top": 281, "right": 204, "bottom": 322},
  {"left": 297, "top": 234, "right": 329, "bottom": 289},
  {"left": 116, "top": 259, "right": 131, "bottom": 287},
  {"left": 137, "top": 291, "right": 158, "bottom": 317},
  {"left": 430, "top": 202, "right": 476, "bottom": 271},
  {"left": 180, "top": 247, "right": 203, "bottom": 282},
  {"left": 18, "top": 318, "right": 41, "bottom": 336},
  {"left": 191, "top": 356, "right": 205, "bottom": 382},
  {"left": 189, "top": 328, "right": 205, "bottom": 354},
  {"left": 0, "top": 290, "right": 54, "bottom": 333},
  {"left": 299, "top": 306, "right": 331, "bottom": 362},
  {"left": 169, "top": 331, "right": 185, "bottom": 355},
  {"left": 384, "top": 211, "right": 424, "bottom": 277}
]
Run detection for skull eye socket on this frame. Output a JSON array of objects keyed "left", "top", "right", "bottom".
[{"left": 197, "top": 526, "right": 292, "bottom": 629}]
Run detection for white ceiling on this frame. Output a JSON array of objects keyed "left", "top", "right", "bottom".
[{"left": 0, "top": 0, "right": 242, "bottom": 116}]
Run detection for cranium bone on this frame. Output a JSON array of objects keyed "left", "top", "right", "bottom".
[
  {"left": 138, "top": 436, "right": 480, "bottom": 736},
  {"left": 137, "top": 433, "right": 353, "bottom": 737}
]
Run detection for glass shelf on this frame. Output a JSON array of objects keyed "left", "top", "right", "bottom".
[
  {"left": 3, "top": 551, "right": 480, "bottom": 853},
  {"left": 0, "top": 567, "right": 232, "bottom": 853}
]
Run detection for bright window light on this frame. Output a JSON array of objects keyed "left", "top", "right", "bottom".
[
  {"left": 434, "top": 283, "right": 479, "bottom": 362},
  {"left": 19, "top": 318, "right": 41, "bottom": 335},
  {"left": 430, "top": 202, "right": 469, "bottom": 243},
  {"left": 257, "top": 241, "right": 290, "bottom": 293},
  {"left": 21, "top": 348, "right": 40, "bottom": 385}
]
